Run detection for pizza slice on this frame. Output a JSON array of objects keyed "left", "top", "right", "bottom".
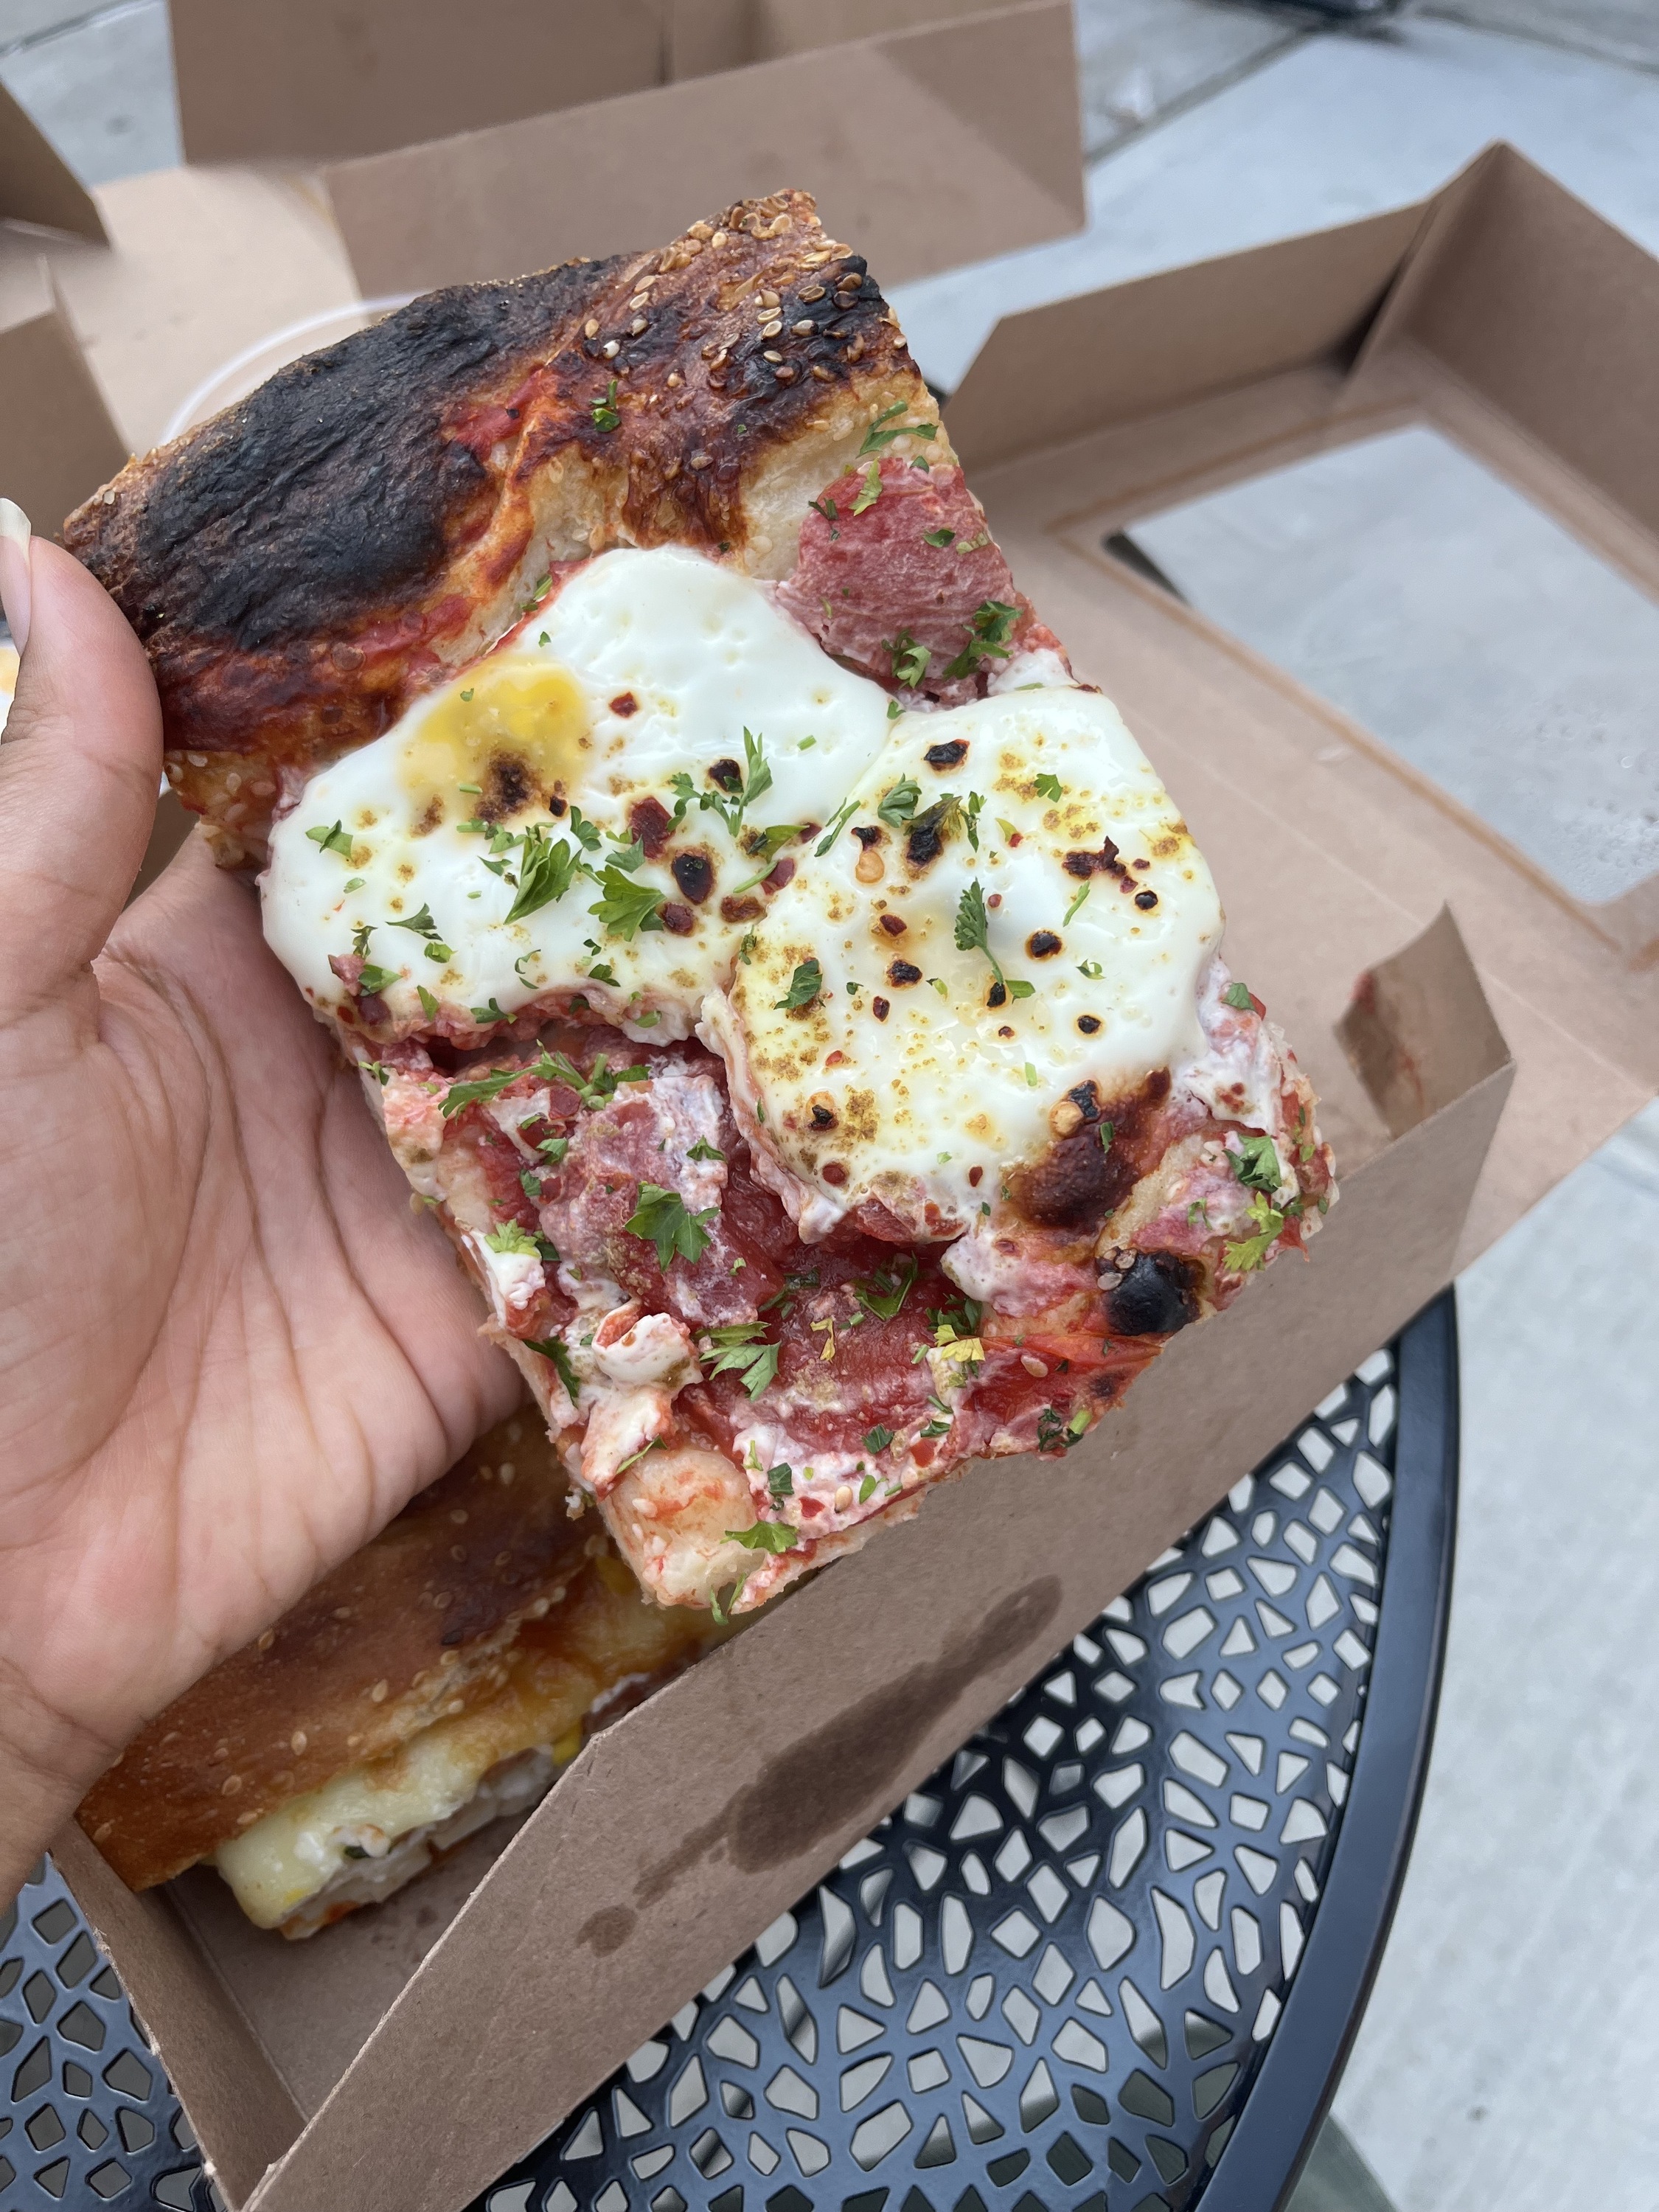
[
  {"left": 77, "top": 1406, "right": 723, "bottom": 1937},
  {"left": 66, "top": 190, "right": 1333, "bottom": 1623}
]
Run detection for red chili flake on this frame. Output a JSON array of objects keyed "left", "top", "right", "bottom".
[{"left": 609, "top": 692, "right": 639, "bottom": 717}]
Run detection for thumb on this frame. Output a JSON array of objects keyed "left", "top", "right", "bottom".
[{"left": 0, "top": 506, "right": 164, "bottom": 1012}]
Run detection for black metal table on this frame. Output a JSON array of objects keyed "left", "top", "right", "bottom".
[{"left": 0, "top": 1293, "right": 1456, "bottom": 2212}]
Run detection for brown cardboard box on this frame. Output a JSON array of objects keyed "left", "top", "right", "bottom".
[
  {"left": 319, "top": 0, "right": 1086, "bottom": 298},
  {"left": 0, "top": 0, "right": 1082, "bottom": 459},
  {"left": 0, "top": 84, "right": 128, "bottom": 532},
  {"left": 50, "top": 145, "right": 1659, "bottom": 2212}
]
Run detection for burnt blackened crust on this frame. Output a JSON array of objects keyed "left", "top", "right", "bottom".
[
  {"left": 62, "top": 191, "right": 925, "bottom": 860},
  {"left": 86, "top": 263, "right": 614, "bottom": 657}
]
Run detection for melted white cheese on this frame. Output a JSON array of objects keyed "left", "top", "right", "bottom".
[
  {"left": 213, "top": 1728, "right": 565, "bottom": 1930},
  {"left": 261, "top": 547, "right": 894, "bottom": 1041},
  {"left": 700, "top": 687, "right": 1222, "bottom": 1242}
]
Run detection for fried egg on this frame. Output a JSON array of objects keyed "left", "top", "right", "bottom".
[
  {"left": 261, "top": 547, "right": 894, "bottom": 1042},
  {"left": 700, "top": 686, "right": 1222, "bottom": 1241}
]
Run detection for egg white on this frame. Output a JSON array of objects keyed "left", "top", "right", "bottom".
[
  {"left": 700, "top": 686, "right": 1222, "bottom": 1240},
  {"left": 261, "top": 546, "right": 895, "bottom": 1042}
]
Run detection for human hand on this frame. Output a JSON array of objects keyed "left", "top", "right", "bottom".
[{"left": 0, "top": 508, "right": 521, "bottom": 1902}]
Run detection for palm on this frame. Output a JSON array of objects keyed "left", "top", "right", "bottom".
[{"left": 0, "top": 540, "right": 516, "bottom": 1884}]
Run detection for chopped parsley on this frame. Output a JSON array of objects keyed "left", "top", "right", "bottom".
[
  {"left": 864, "top": 1425, "right": 895, "bottom": 1453},
  {"left": 625, "top": 1183, "right": 719, "bottom": 1270},
  {"left": 859, "top": 401, "right": 938, "bottom": 456},
  {"left": 1036, "top": 1404, "right": 1093, "bottom": 1454},
  {"left": 540, "top": 1050, "right": 649, "bottom": 1109},
  {"left": 856, "top": 1253, "right": 917, "bottom": 1321},
  {"left": 356, "top": 964, "right": 398, "bottom": 997},
  {"left": 306, "top": 820, "right": 355, "bottom": 859},
  {"left": 922, "top": 526, "right": 956, "bottom": 548},
  {"left": 815, "top": 799, "right": 858, "bottom": 856},
  {"left": 774, "top": 958, "right": 823, "bottom": 1013},
  {"left": 886, "top": 630, "right": 930, "bottom": 688},
  {"left": 1064, "top": 883, "right": 1091, "bottom": 926},
  {"left": 471, "top": 998, "right": 507, "bottom": 1023},
  {"left": 1225, "top": 1192, "right": 1285, "bottom": 1273},
  {"left": 700, "top": 1322, "right": 780, "bottom": 1400},
  {"left": 943, "top": 599, "right": 1020, "bottom": 681},
  {"left": 588, "top": 864, "right": 666, "bottom": 939},
  {"left": 526, "top": 1335, "right": 580, "bottom": 1401},
  {"left": 417, "top": 984, "right": 439, "bottom": 1019},
  {"left": 809, "top": 494, "right": 838, "bottom": 531},
  {"left": 1099, "top": 1118, "right": 1116, "bottom": 1152},
  {"left": 699, "top": 727, "right": 773, "bottom": 841},
  {"left": 726, "top": 1519, "right": 800, "bottom": 1554},
  {"left": 344, "top": 874, "right": 365, "bottom": 891},
  {"left": 591, "top": 378, "right": 621, "bottom": 431},
  {"left": 1034, "top": 773, "right": 1064, "bottom": 801},
  {"left": 768, "top": 1463, "right": 794, "bottom": 1498},
  {"left": 539, "top": 1135, "right": 570, "bottom": 1166},
  {"left": 392, "top": 903, "right": 441, "bottom": 939},
  {"left": 851, "top": 463, "right": 883, "bottom": 515},
  {"left": 956, "top": 877, "right": 1032, "bottom": 1002},
  {"left": 484, "top": 1220, "right": 540, "bottom": 1256},
  {"left": 858, "top": 1475, "right": 879, "bottom": 1503},
  {"left": 507, "top": 826, "right": 582, "bottom": 922},
  {"left": 686, "top": 1138, "right": 726, "bottom": 1163},
  {"left": 1223, "top": 979, "right": 1255, "bottom": 1011},
  {"left": 1230, "top": 1133, "right": 1284, "bottom": 1195},
  {"left": 877, "top": 777, "right": 920, "bottom": 828}
]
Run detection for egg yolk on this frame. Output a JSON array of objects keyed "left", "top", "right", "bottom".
[{"left": 399, "top": 660, "right": 590, "bottom": 819}]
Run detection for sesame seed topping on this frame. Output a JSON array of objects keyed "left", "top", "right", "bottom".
[
  {"left": 602, "top": 338, "right": 620, "bottom": 358},
  {"left": 584, "top": 318, "right": 599, "bottom": 337}
]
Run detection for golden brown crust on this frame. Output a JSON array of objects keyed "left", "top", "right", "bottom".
[
  {"left": 77, "top": 1411, "right": 588, "bottom": 1889},
  {"left": 63, "top": 190, "right": 935, "bottom": 864}
]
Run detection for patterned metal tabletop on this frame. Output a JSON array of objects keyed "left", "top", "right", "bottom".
[{"left": 0, "top": 1297, "right": 1455, "bottom": 2212}]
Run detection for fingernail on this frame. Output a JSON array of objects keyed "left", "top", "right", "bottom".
[{"left": 0, "top": 499, "right": 32, "bottom": 657}]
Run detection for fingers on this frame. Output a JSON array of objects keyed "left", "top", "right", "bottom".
[{"left": 0, "top": 526, "right": 163, "bottom": 1014}]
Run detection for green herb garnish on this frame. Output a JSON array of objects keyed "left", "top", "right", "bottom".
[
  {"left": 943, "top": 599, "right": 1020, "bottom": 681},
  {"left": 484, "top": 1220, "right": 540, "bottom": 1256},
  {"left": 774, "top": 958, "right": 823, "bottom": 1013},
  {"left": 306, "top": 820, "right": 355, "bottom": 859},
  {"left": 859, "top": 401, "right": 938, "bottom": 456},
  {"left": 877, "top": 777, "right": 920, "bottom": 828},
  {"left": 592, "top": 378, "right": 620, "bottom": 431},
  {"left": 726, "top": 1519, "right": 799, "bottom": 1554},
  {"left": 507, "top": 826, "right": 582, "bottom": 922},
  {"left": 1223, "top": 979, "right": 1255, "bottom": 1011},
  {"left": 700, "top": 1322, "right": 780, "bottom": 1401},
  {"left": 625, "top": 1183, "right": 718, "bottom": 1270}
]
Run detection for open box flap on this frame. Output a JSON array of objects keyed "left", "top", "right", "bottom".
[
  {"left": 0, "top": 257, "right": 128, "bottom": 530},
  {"left": 320, "top": 0, "right": 1084, "bottom": 296},
  {"left": 50, "top": 1820, "right": 302, "bottom": 2208},
  {"left": 0, "top": 77, "right": 105, "bottom": 244},
  {"left": 168, "top": 0, "right": 669, "bottom": 164}
]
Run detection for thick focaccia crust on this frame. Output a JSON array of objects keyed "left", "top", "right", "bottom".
[
  {"left": 78, "top": 1414, "right": 592, "bottom": 1891},
  {"left": 63, "top": 189, "right": 938, "bottom": 864}
]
